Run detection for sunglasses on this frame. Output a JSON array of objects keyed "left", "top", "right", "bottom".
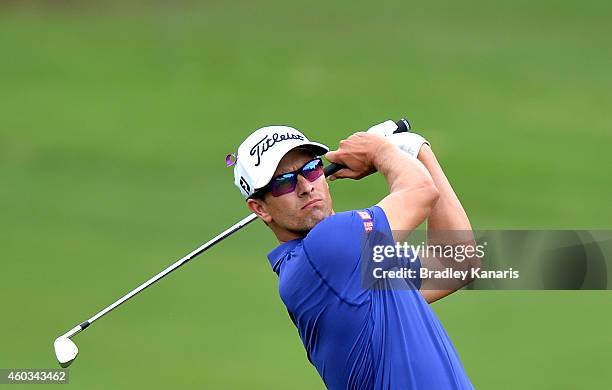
[{"left": 254, "top": 158, "right": 325, "bottom": 198}]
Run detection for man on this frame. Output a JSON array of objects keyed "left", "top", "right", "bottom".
[{"left": 230, "top": 121, "right": 476, "bottom": 389}]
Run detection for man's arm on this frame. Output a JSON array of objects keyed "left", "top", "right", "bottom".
[
  {"left": 416, "top": 144, "right": 480, "bottom": 303},
  {"left": 325, "top": 132, "right": 439, "bottom": 238}
]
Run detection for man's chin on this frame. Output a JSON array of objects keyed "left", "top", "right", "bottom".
[
  {"left": 304, "top": 210, "right": 331, "bottom": 229},
  {"left": 281, "top": 207, "right": 332, "bottom": 236}
]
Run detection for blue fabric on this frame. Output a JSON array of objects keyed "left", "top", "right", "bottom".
[{"left": 267, "top": 206, "right": 474, "bottom": 390}]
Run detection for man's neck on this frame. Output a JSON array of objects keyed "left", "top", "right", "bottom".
[{"left": 276, "top": 230, "right": 308, "bottom": 244}]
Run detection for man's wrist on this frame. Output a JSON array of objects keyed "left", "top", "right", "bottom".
[
  {"left": 416, "top": 143, "right": 442, "bottom": 177},
  {"left": 417, "top": 143, "right": 434, "bottom": 161},
  {"left": 371, "top": 139, "right": 397, "bottom": 170}
]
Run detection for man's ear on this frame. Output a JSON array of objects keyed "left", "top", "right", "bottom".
[{"left": 247, "top": 198, "right": 273, "bottom": 224}]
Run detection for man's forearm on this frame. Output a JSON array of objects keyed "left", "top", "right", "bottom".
[
  {"left": 416, "top": 144, "right": 478, "bottom": 302},
  {"left": 417, "top": 145, "right": 472, "bottom": 231},
  {"left": 374, "top": 141, "right": 439, "bottom": 237},
  {"left": 325, "top": 133, "right": 439, "bottom": 235},
  {"left": 374, "top": 142, "right": 435, "bottom": 197}
]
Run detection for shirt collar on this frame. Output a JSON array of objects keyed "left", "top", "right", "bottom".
[{"left": 267, "top": 238, "right": 302, "bottom": 273}]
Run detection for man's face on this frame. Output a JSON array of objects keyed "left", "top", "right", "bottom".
[{"left": 248, "top": 149, "right": 334, "bottom": 238}]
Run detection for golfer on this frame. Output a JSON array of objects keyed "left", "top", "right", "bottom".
[{"left": 230, "top": 122, "right": 475, "bottom": 389}]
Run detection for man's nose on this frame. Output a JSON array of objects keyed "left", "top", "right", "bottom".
[{"left": 296, "top": 175, "right": 314, "bottom": 196}]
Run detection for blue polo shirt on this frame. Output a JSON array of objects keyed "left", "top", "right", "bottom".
[{"left": 267, "top": 206, "right": 473, "bottom": 390}]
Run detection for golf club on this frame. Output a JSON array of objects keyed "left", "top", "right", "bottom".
[{"left": 53, "top": 118, "right": 411, "bottom": 367}]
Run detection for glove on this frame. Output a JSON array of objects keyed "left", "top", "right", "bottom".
[
  {"left": 387, "top": 132, "right": 430, "bottom": 159},
  {"left": 366, "top": 119, "right": 430, "bottom": 159},
  {"left": 368, "top": 120, "right": 431, "bottom": 158},
  {"left": 366, "top": 120, "right": 398, "bottom": 136}
]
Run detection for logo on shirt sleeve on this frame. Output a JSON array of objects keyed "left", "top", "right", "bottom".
[{"left": 357, "top": 210, "right": 373, "bottom": 232}]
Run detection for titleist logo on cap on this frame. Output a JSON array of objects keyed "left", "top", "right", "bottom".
[{"left": 250, "top": 132, "right": 305, "bottom": 166}]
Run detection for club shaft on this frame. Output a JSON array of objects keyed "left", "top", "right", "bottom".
[
  {"left": 82, "top": 213, "right": 258, "bottom": 327},
  {"left": 82, "top": 164, "right": 348, "bottom": 327}
]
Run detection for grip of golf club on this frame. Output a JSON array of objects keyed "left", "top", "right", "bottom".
[{"left": 324, "top": 118, "right": 410, "bottom": 177}]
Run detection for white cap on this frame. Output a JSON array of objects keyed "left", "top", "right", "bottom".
[{"left": 230, "top": 125, "right": 329, "bottom": 198}]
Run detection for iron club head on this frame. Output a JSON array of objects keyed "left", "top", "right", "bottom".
[{"left": 54, "top": 336, "right": 79, "bottom": 367}]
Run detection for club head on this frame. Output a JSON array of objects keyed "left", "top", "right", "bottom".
[{"left": 54, "top": 336, "right": 79, "bottom": 367}]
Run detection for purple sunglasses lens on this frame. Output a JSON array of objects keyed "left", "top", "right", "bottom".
[
  {"left": 302, "top": 159, "right": 324, "bottom": 181},
  {"left": 270, "top": 174, "right": 297, "bottom": 197},
  {"left": 269, "top": 159, "right": 324, "bottom": 197}
]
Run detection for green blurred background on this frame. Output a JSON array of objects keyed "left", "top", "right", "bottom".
[{"left": 1, "top": 1, "right": 611, "bottom": 388}]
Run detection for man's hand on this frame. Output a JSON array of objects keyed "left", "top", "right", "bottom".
[
  {"left": 324, "top": 132, "right": 393, "bottom": 181},
  {"left": 364, "top": 119, "right": 429, "bottom": 159},
  {"left": 387, "top": 132, "right": 430, "bottom": 159}
]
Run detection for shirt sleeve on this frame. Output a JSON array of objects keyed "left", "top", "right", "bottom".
[
  {"left": 364, "top": 206, "right": 422, "bottom": 290},
  {"left": 302, "top": 206, "right": 421, "bottom": 304}
]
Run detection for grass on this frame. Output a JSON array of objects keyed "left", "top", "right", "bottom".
[{"left": 1, "top": 1, "right": 611, "bottom": 388}]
